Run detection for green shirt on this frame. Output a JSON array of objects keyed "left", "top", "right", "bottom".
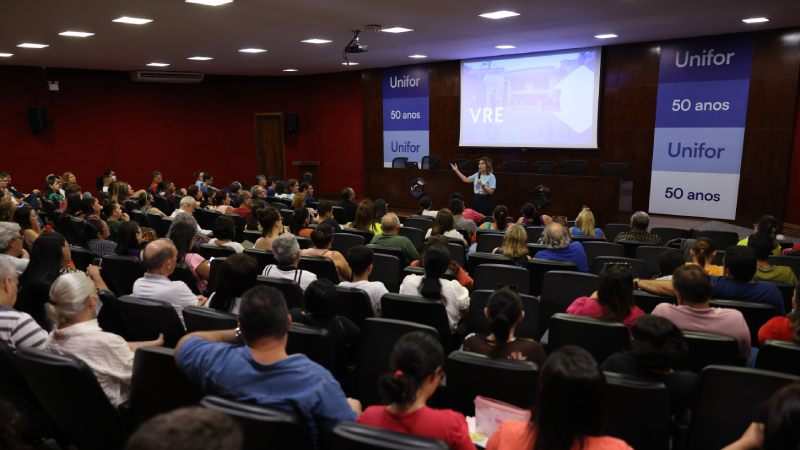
[
  {"left": 370, "top": 233, "right": 419, "bottom": 266},
  {"left": 108, "top": 220, "right": 122, "bottom": 241},
  {"left": 754, "top": 265, "right": 798, "bottom": 284}
]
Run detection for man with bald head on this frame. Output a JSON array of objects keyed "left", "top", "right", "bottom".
[
  {"left": 533, "top": 222, "right": 589, "bottom": 272},
  {"left": 132, "top": 238, "right": 208, "bottom": 327}
]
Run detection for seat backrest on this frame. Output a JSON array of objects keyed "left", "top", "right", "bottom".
[
  {"left": 604, "top": 372, "right": 670, "bottom": 450},
  {"left": 332, "top": 206, "right": 348, "bottom": 224},
  {"left": 70, "top": 245, "right": 99, "bottom": 271},
  {"left": 445, "top": 351, "right": 539, "bottom": 417},
  {"left": 677, "top": 330, "right": 742, "bottom": 374},
  {"left": 129, "top": 347, "right": 204, "bottom": 431},
  {"left": 131, "top": 210, "right": 150, "bottom": 229},
  {"left": 467, "top": 290, "right": 540, "bottom": 339},
  {"left": 169, "top": 262, "right": 202, "bottom": 295},
  {"left": 561, "top": 160, "right": 588, "bottom": 176},
  {"left": 590, "top": 256, "right": 649, "bottom": 279},
  {"left": 635, "top": 246, "right": 683, "bottom": 278},
  {"left": 299, "top": 255, "right": 340, "bottom": 284},
  {"left": 524, "top": 226, "right": 545, "bottom": 243},
  {"left": 329, "top": 422, "right": 449, "bottom": 450},
  {"left": 97, "top": 289, "right": 132, "bottom": 340},
  {"left": 474, "top": 263, "right": 531, "bottom": 295},
  {"left": 403, "top": 218, "right": 433, "bottom": 236},
  {"left": 604, "top": 224, "right": 630, "bottom": 243},
  {"left": 402, "top": 266, "right": 455, "bottom": 281},
  {"left": 16, "top": 348, "right": 124, "bottom": 450},
  {"left": 243, "top": 230, "right": 262, "bottom": 245},
  {"left": 505, "top": 161, "right": 527, "bottom": 173},
  {"left": 287, "top": 323, "right": 342, "bottom": 381},
  {"left": 183, "top": 305, "right": 238, "bottom": 332},
  {"left": 118, "top": 296, "right": 187, "bottom": 348},
  {"left": 598, "top": 162, "right": 629, "bottom": 181},
  {"left": 696, "top": 230, "right": 740, "bottom": 251},
  {"left": 616, "top": 239, "right": 660, "bottom": 259},
  {"left": 201, "top": 395, "right": 314, "bottom": 450},
  {"left": 755, "top": 340, "right": 800, "bottom": 376},
  {"left": 224, "top": 213, "right": 246, "bottom": 243},
  {"left": 397, "top": 226, "right": 424, "bottom": 252},
  {"left": 767, "top": 255, "right": 800, "bottom": 280},
  {"left": 764, "top": 280, "right": 795, "bottom": 315},
  {"left": 331, "top": 232, "right": 366, "bottom": 256},
  {"left": 200, "top": 243, "right": 237, "bottom": 260},
  {"left": 70, "top": 216, "right": 86, "bottom": 237},
  {"left": 279, "top": 208, "right": 293, "bottom": 226},
  {"left": 526, "top": 258, "right": 579, "bottom": 296},
  {"left": 391, "top": 157, "right": 409, "bottom": 168},
  {"left": 381, "top": 293, "right": 451, "bottom": 351},
  {"left": 254, "top": 276, "right": 305, "bottom": 309},
  {"left": 368, "top": 253, "right": 401, "bottom": 293},
  {"left": 368, "top": 244, "right": 406, "bottom": 264},
  {"left": 355, "top": 318, "right": 439, "bottom": 407},
  {"left": 421, "top": 155, "right": 440, "bottom": 170},
  {"left": 531, "top": 161, "right": 556, "bottom": 174},
  {"left": 448, "top": 243, "right": 466, "bottom": 269},
  {"left": 244, "top": 248, "right": 277, "bottom": 271},
  {"left": 467, "top": 252, "right": 514, "bottom": 275},
  {"left": 526, "top": 243, "right": 548, "bottom": 258},
  {"left": 147, "top": 212, "right": 166, "bottom": 237},
  {"left": 102, "top": 254, "right": 145, "bottom": 296},
  {"left": 650, "top": 227, "right": 690, "bottom": 244},
  {"left": 208, "top": 256, "right": 226, "bottom": 294},
  {"left": 633, "top": 289, "right": 677, "bottom": 314},
  {"left": 538, "top": 270, "right": 599, "bottom": 334},
  {"left": 476, "top": 232, "right": 506, "bottom": 253},
  {"left": 581, "top": 242, "right": 624, "bottom": 267},
  {"left": 335, "top": 286, "right": 375, "bottom": 327},
  {"left": 449, "top": 159, "right": 470, "bottom": 171},
  {"left": 709, "top": 299, "right": 779, "bottom": 348},
  {"left": 0, "top": 341, "right": 50, "bottom": 438},
  {"left": 687, "top": 366, "right": 796, "bottom": 450},
  {"left": 152, "top": 195, "right": 174, "bottom": 217},
  {"left": 548, "top": 313, "right": 630, "bottom": 363}
]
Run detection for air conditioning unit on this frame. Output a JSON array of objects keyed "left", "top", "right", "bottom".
[{"left": 130, "top": 71, "right": 204, "bottom": 83}]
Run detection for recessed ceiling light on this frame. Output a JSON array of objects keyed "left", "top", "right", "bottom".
[
  {"left": 382, "top": 27, "right": 414, "bottom": 33},
  {"left": 743, "top": 17, "right": 769, "bottom": 23},
  {"left": 496, "top": 45, "right": 516, "bottom": 49},
  {"left": 17, "top": 43, "right": 48, "bottom": 48},
  {"left": 302, "top": 39, "right": 332, "bottom": 44},
  {"left": 342, "top": 62, "right": 359, "bottom": 65},
  {"left": 283, "top": 69, "right": 298, "bottom": 72},
  {"left": 147, "top": 63, "right": 170, "bottom": 66},
  {"left": 239, "top": 48, "right": 266, "bottom": 53},
  {"left": 186, "top": 0, "right": 233, "bottom": 5},
  {"left": 188, "top": 56, "right": 213, "bottom": 60},
  {"left": 595, "top": 34, "right": 618, "bottom": 39},
  {"left": 0, "top": 53, "right": 12, "bottom": 57},
  {"left": 409, "top": 55, "right": 427, "bottom": 58},
  {"left": 113, "top": 17, "right": 153, "bottom": 25},
  {"left": 479, "top": 11, "right": 519, "bottom": 19},
  {"left": 59, "top": 31, "right": 95, "bottom": 37}
]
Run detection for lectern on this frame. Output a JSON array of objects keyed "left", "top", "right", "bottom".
[{"left": 292, "top": 161, "right": 321, "bottom": 183}]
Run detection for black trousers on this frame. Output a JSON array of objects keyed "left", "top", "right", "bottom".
[{"left": 472, "top": 194, "right": 493, "bottom": 216}]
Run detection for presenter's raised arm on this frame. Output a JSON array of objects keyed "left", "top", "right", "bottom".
[{"left": 450, "top": 163, "right": 472, "bottom": 183}]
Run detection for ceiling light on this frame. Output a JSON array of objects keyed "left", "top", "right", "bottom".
[
  {"left": 188, "top": 56, "right": 213, "bottom": 60},
  {"left": 382, "top": 27, "right": 414, "bottom": 33},
  {"left": 283, "top": 69, "right": 298, "bottom": 72},
  {"left": 743, "top": 17, "right": 769, "bottom": 23},
  {"left": 59, "top": 31, "right": 95, "bottom": 37},
  {"left": 147, "top": 63, "right": 170, "bottom": 66},
  {"left": 409, "top": 55, "right": 427, "bottom": 58},
  {"left": 113, "top": 17, "right": 153, "bottom": 25},
  {"left": 239, "top": 48, "right": 266, "bottom": 53},
  {"left": 595, "top": 34, "right": 618, "bottom": 39},
  {"left": 302, "top": 39, "right": 332, "bottom": 44},
  {"left": 496, "top": 45, "right": 516, "bottom": 49},
  {"left": 0, "top": 53, "right": 12, "bottom": 57},
  {"left": 186, "top": 0, "right": 233, "bottom": 5},
  {"left": 342, "top": 62, "right": 359, "bottom": 65},
  {"left": 479, "top": 11, "right": 519, "bottom": 19},
  {"left": 17, "top": 43, "right": 48, "bottom": 48}
]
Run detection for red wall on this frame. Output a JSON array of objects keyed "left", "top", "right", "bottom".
[
  {"left": 784, "top": 94, "right": 800, "bottom": 225},
  {"left": 0, "top": 65, "right": 363, "bottom": 196}
]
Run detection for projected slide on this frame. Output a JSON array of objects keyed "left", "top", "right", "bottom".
[{"left": 460, "top": 47, "right": 601, "bottom": 149}]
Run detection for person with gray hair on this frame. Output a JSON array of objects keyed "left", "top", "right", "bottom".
[
  {"left": 369, "top": 213, "right": 420, "bottom": 266},
  {"left": 132, "top": 239, "right": 208, "bottom": 327},
  {"left": 171, "top": 208, "right": 212, "bottom": 238},
  {"left": 0, "top": 222, "right": 29, "bottom": 272},
  {"left": 46, "top": 272, "right": 163, "bottom": 406},
  {"left": 0, "top": 257, "right": 46, "bottom": 350},
  {"left": 533, "top": 222, "right": 589, "bottom": 272},
  {"left": 261, "top": 233, "right": 317, "bottom": 291},
  {"left": 250, "top": 185, "right": 268, "bottom": 208},
  {"left": 614, "top": 211, "right": 664, "bottom": 245}
]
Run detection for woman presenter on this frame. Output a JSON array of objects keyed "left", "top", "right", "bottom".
[{"left": 451, "top": 157, "right": 495, "bottom": 216}]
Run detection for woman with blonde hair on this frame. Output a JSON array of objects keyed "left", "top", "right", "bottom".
[
  {"left": 62, "top": 172, "right": 77, "bottom": 192},
  {"left": 492, "top": 224, "right": 531, "bottom": 267},
  {"left": 426, "top": 208, "right": 468, "bottom": 246},
  {"left": 290, "top": 193, "right": 306, "bottom": 210},
  {"left": 570, "top": 207, "right": 604, "bottom": 239},
  {"left": 687, "top": 237, "right": 722, "bottom": 276},
  {"left": 346, "top": 199, "right": 383, "bottom": 235}
]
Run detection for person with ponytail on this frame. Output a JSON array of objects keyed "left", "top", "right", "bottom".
[
  {"left": 738, "top": 215, "right": 782, "bottom": 256},
  {"left": 246, "top": 204, "right": 266, "bottom": 231},
  {"left": 416, "top": 196, "right": 437, "bottom": 217},
  {"left": 687, "top": 237, "right": 722, "bottom": 276},
  {"left": 289, "top": 207, "right": 313, "bottom": 238},
  {"left": 411, "top": 235, "right": 474, "bottom": 291},
  {"left": 254, "top": 208, "right": 283, "bottom": 251},
  {"left": 400, "top": 244, "right": 469, "bottom": 334},
  {"left": 461, "top": 287, "right": 546, "bottom": 365},
  {"left": 81, "top": 219, "right": 118, "bottom": 256},
  {"left": 358, "top": 332, "right": 475, "bottom": 450},
  {"left": 471, "top": 205, "right": 509, "bottom": 250}
]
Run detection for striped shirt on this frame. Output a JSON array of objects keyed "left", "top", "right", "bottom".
[
  {"left": 614, "top": 230, "right": 664, "bottom": 246},
  {"left": 0, "top": 304, "right": 47, "bottom": 350}
]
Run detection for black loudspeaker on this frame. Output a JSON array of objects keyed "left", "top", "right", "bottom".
[
  {"left": 285, "top": 113, "right": 298, "bottom": 133},
  {"left": 28, "top": 107, "right": 48, "bottom": 136}
]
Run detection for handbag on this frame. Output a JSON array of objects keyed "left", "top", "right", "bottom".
[{"left": 474, "top": 396, "right": 531, "bottom": 439}]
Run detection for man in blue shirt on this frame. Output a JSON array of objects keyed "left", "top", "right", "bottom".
[
  {"left": 300, "top": 182, "right": 317, "bottom": 207},
  {"left": 265, "top": 176, "right": 278, "bottom": 197},
  {"left": 175, "top": 286, "right": 361, "bottom": 448},
  {"left": 534, "top": 222, "right": 589, "bottom": 272}
]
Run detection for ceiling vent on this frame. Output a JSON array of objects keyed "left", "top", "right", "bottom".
[{"left": 130, "top": 71, "right": 204, "bottom": 83}]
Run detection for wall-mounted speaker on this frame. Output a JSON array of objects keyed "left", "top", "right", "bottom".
[
  {"left": 28, "top": 107, "right": 48, "bottom": 136},
  {"left": 285, "top": 113, "right": 298, "bottom": 133}
]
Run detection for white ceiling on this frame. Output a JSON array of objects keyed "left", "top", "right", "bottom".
[{"left": 1, "top": 0, "right": 798, "bottom": 76}]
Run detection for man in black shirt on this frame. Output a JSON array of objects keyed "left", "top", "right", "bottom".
[
  {"left": 316, "top": 200, "right": 341, "bottom": 232},
  {"left": 337, "top": 187, "right": 358, "bottom": 222}
]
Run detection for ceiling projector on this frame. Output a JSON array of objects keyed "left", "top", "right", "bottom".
[{"left": 345, "top": 30, "right": 368, "bottom": 53}]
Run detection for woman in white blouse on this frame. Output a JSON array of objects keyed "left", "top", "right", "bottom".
[
  {"left": 400, "top": 244, "right": 469, "bottom": 334},
  {"left": 424, "top": 208, "right": 469, "bottom": 247},
  {"left": 45, "top": 272, "right": 163, "bottom": 407}
]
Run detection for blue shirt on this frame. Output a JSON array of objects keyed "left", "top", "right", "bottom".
[
  {"left": 177, "top": 337, "right": 356, "bottom": 448},
  {"left": 571, "top": 227, "right": 603, "bottom": 237},
  {"left": 534, "top": 242, "right": 589, "bottom": 272},
  {"left": 305, "top": 196, "right": 317, "bottom": 207},
  {"left": 710, "top": 276, "right": 785, "bottom": 315},
  {"left": 266, "top": 187, "right": 277, "bottom": 197},
  {"left": 468, "top": 172, "right": 496, "bottom": 195}
]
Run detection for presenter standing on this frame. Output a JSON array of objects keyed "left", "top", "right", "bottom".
[{"left": 451, "top": 157, "right": 495, "bottom": 216}]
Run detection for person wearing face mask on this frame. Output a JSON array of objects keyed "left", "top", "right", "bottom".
[{"left": 45, "top": 272, "right": 164, "bottom": 407}]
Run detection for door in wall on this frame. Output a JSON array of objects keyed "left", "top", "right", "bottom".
[{"left": 254, "top": 113, "right": 285, "bottom": 181}]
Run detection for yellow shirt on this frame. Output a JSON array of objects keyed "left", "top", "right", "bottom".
[
  {"left": 738, "top": 238, "right": 781, "bottom": 255},
  {"left": 686, "top": 262, "right": 723, "bottom": 276}
]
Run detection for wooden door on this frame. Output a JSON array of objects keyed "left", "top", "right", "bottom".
[{"left": 254, "top": 113, "right": 285, "bottom": 181}]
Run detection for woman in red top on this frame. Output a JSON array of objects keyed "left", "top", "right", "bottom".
[
  {"left": 758, "top": 284, "right": 799, "bottom": 344},
  {"left": 567, "top": 263, "right": 644, "bottom": 330},
  {"left": 358, "top": 332, "right": 475, "bottom": 450}
]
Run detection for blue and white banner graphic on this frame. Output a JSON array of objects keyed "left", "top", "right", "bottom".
[
  {"left": 383, "top": 64, "right": 429, "bottom": 167},
  {"left": 648, "top": 34, "right": 754, "bottom": 220}
]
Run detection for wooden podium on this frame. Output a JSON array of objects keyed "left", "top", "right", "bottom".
[{"left": 292, "top": 161, "right": 321, "bottom": 183}]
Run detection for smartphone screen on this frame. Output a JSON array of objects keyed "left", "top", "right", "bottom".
[{"left": 92, "top": 258, "right": 102, "bottom": 267}]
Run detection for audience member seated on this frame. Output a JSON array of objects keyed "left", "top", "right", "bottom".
[
  {"left": 461, "top": 287, "right": 546, "bottom": 365},
  {"left": 112, "top": 182, "right": 136, "bottom": 208},
  {"left": 570, "top": 207, "right": 604, "bottom": 239},
  {"left": 374, "top": 199, "right": 388, "bottom": 223},
  {"left": 133, "top": 239, "right": 208, "bottom": 327},
  {"left": 208, "top": 253, "right": 258, "bottom": 314},
  {"left": 337, "top": 187, "right": 358, "bottom": 222},
  {"left": 63, "top": 193, "right": 84, "bottom": 218},
  {"left": 1, "top": 171, "right": 41, "bottom": 211},
  {"left": 124, "top": 406, "right": 244, "bottom": 450},
  {"left": 246, "top": 204, "right": 266, "bottom": 232},
  {"left": 81, "top": 196, "right": 103, "bottom": 220},
  {"left": 738, "top": 215, "right": 782, "bottom": 256},
  {"left": 0, "top": 201, "right": 17, "bottom": 223},
  {"left": 301, "top": 224, "right": 352, "bottom": 282},
  {"left": 316, "top": 200, "right": 342, "bottom": 232},
  {"left": 209, "top": 191, "right": 234, "bottom": 214},
  {"left": 638, "top": 246, "right": 785, "bottom": 315},
  {"left": 601, "top": 315, "right": 700, "bottom": 417},
  {"left": 291, "top": 278, "right": 360, "bottom": 363},
  {"left": 46, "top": 272, "right": 164, "bottom": 407},
  {"left": 290, "top": 193, "right": 306, "bottom": 211},
  {"left": 651, "top": 265, "right": 751, "bottom": 358},
  {"left": 400, "top": 245, "right": 469, "bottom": 334},
  {"left": 451, "top": 193, "right": 484, "bottom": 225},
  {"left": 655, "top": 250, "right": 685, "bottom": 280},
  {"left": 516, "top": 202, "right": 551, "bottom": 226},
  {"left": 288, "top": 207, "right": 313, "bottom": 238},
  {"left": 175, "top": 286, "right": 361, "bottom": 448},
  {"left": 96, "top": 173, "right": 113, "bottom": 203},
  {"left": 0, "top": 222, "right": 30, "bottom": 272},
  {"left": 283, "top": 179, "right": 299, "bottom": 201},
  {"left": 172, "top": 210, "right": 212, "bottom": 250},
  {"left": 345, "top": 199, "right": 383, "bottom": 235},
  {"left": 173, "top": 197, "right": 213, "bottom": 235},
  {"left": 416, "top": 196, "right": 438, "bottom": 218},
  {"left": 148, "top": 171, "right": 162, "bottom": 195},
  {"left": 722, "top": 379, "right": 800, "bottom": 450},
  {"left": 749, "top": 233, "right": 797, "bottom": 283},
  {"left": 193, "top": 170, "right": 204, "bottom": 188},
  {"left": 200, "top": 173, "right": 216, "bottom": 194},
  {"left": 232, "top": 191, "right": 252, "bottom": 219},
  {"left": 412, "top": 235, "right": 473, "bottom": 291},
  {"left": 158, "top": 180, "right": 180, "bottom": 205},
  {"left": 211, "top": 216, "right": 244, "bottom": 253},
  {"left": 614, "top": 211, "right": 664, "bottom": 245},
  {"left": 254, "top": 207, "right": 283, "bottom": 250},
  {"left": 82, "top": 219, "right": 117, "bottom": 256},
  {"left": 250, "top": 185, "right": 268, "bottom": 208},
  {"left": 102, "top": 201, "right": 130, "bottom": 240},
  {"left": 223, "top": 181, "right": 241, "bottom": 208},
  {"left": 136, "top": 192, "right": 166, "bottom": 216},
  {"left": 687, "top": 237, "right": 722, "bottom": 276},
  {"left": 45, "top": 176, "right": 63, "bottom": 204},
  {"left": 567, "top": 263, "right": 644, "bottom": 330},
  {"left": 370, "top": 213, "right": 419, "bottom": 267},
  {"left": 473, "top": 205, "right": 510, "bottom": 245},
  {"left": 758, "top": 283, "right": 799, "bottom": 344},
  {"left": 426, "top": 208, "right": 469, "bottom": 248},
  {"left": 115, "top": 221, "right": 144, "bottom": 260},
  {"left": 262, "top": 233, "right": 318, "bottom": 291},
  {"left": 12, "top": 206, "right": 41, "bottom": 249},
  {"left": 0, "top": 258, "right": 46, "bottom": 350},
  {"left": 492, "top": 224, "right": 531, "bottom": 267},
  {"left": 168, "top": 221, "right": 211, "bottom": 293},
  {"left": 487, "top": 346, "right": 633, "bottom": 450},
  {"left": 340, "top": 245, "right": 389, "bottom": 317},
  {"left": 187, "top": 185, "right": 203, "bottom": 208},
  {"left": 358, "top": 331, "right": 474, "bottom": 450},
  {"left": 265, "top": 176, "right": 278, "bottom": 197},
  {"left": 449, "top": 198, "right": 476, "bottom": 240},
  {"left": 534, "top": 222, "right": 590, "bottom": 272},
  {"left": 300, "top": 182, "right": 317, "bottom": 206}
]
